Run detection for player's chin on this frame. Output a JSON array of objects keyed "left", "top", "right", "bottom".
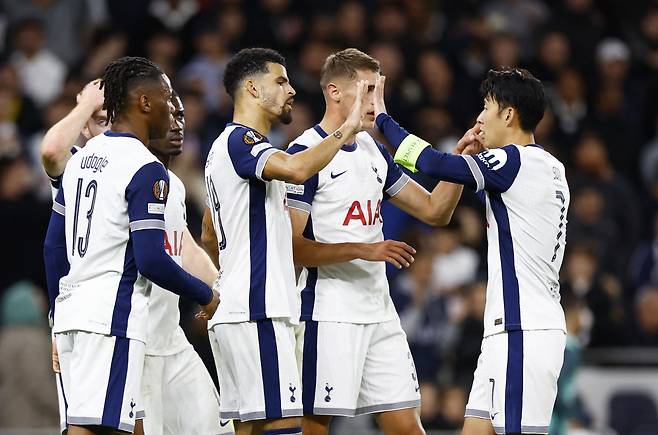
[{"left": 279, "top": 111, "right": 293, "bottom": 125}]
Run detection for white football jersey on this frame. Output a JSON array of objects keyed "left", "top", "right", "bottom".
[
  {"left": 204, "top": 123, "right": 298, "bottom": 326},
  {"left": 52, "top": 131, "right": 170, "bottom": 343},
  {"left": 145, "top": 171, "right": 192, "bottom": 356},
  {"left": 461, "top": 144, "right": 570, "bottom": 336},
  {"left": 286, "top": 126, "right": 410, "bottom": 323}
]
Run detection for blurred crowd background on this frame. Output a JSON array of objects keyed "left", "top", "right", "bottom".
[{"left": 2, "top": 0, "right": 658, "bottom": 434}]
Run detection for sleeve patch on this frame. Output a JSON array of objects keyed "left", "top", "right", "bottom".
[
  {"left": 148, "top": 203, "right": 166, "bottom": 214},
  {"left": 152, "top": 179, "right": 169, "bottom": 201},
  {"left": 286, "top": 184, "right": 305, "bottom": 195},
  {"left": 243, "top": 130, "right": 264, "bottom": 144},
  {"left": 476, "top": 149, "right": 508, "bottom": 171}
]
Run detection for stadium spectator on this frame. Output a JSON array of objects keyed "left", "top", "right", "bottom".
[{"left": 0, "top": 281, "right": 59, "bottom": 428}]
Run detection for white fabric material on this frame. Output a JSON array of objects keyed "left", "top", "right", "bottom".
[
  {"left": 204, "top": 124, "right": 298, "bottom": 325},
  {"left": 145, "top": 171, "right": 193, "bottom": 356},
  {"left": 55, "top": 331, "right": 145, "bottom": 433},
  {"left": 54, "top": 134, "right": 165, "bottom": 343},
  {"left": 209, "top": 320, "right": 302, "bottom": 422},
  {"left": 482, "top": 146, "right": 570, "bottom": 336},
  {"left": 287, "top": 128, "right": 408, "bottom": 323},
  {"left": 141, "top": 347, "right": 234, "bottom": 434},
  {"left": 297, "top": 319, "right": 421, "bottom": 416},
  {"left": 465, "top": 330, "right": 566, "bottom": 434}
]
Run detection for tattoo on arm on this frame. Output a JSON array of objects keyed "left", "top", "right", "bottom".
[{"left": 333, "top": 130, "right": 343, "bottom": 139}]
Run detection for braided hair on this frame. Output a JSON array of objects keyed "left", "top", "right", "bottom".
[{"left": 100, "top": 56, "right": 164, "bottom": 125}]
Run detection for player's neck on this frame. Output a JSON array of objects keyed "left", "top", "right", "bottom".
[
  {"left": 501, "top": 130, "right": 536, "bottom": 147},
  {"left": 154, "top": 152, "right": 170, "bottom": 169},
  {"left": 319, "top": 111, "right": 354, "bottom": 145},
  {"left": 233, "top": 106, "right": 271, "bottom": 136},
  {"left": 111, "top": 116, "right": 149, "bottom": 146}
]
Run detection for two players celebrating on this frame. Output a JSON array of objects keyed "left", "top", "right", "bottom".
[{"left": 45, "top": 47, "right": 570, "bottom": 435}]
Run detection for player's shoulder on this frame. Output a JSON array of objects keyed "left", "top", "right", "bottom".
[
  {"left": 287, "top": 126, "right": 323, "bottom": 153},
  {"left": 167, "top": 170, "right": 186, "bottom": 196},
  {"left": 226, "top": 123, "right": 268, "bottom": 147}
]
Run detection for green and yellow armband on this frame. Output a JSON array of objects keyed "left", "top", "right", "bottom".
[{"left": 393, "top": 135, "right": 431, "bottom": 173}]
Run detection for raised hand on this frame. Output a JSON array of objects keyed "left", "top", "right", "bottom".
[
  {"left": 76, "top": 79, "right": 105, "bottom": 112},
  {"left": 359, "top": 239, "right": 416, "bottom": 269},
  {"left": 343, "top": 79, "right": 369, "bottom": 134},
  {"left": 454, "top": 123, "right": 485, "bottom": 156},
  {"left": 373, "top": 75, "right": 387, "bottom": 118}
]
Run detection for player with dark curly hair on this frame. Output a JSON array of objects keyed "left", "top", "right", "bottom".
[{"left": 44, "top": 56, "right": 219, "bottom": 435}]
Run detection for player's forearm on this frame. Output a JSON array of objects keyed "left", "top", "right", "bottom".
[
  {"left": 266, "top": 123, "right": 356, "bottom": 184},
  {"left": 132, "top": 229, "right": 212, "bottom": 305},
  {"left": 201, "top": 210, "right": 220, "bottom": 269},
  {"left": 425, "top": 182, "right": 463, "bottom": 226},
  {"left": 40, "top": 103, "right": 94, "bottom": 176},
  {"left": 182, "top": 229, "right": 218, "bottom": 288},
  {"left": 43, "top": 210, "right": 69, "bottom": 316},
  {"left": 377, "top": 113, "right": 478, "bottom": 186},
  {"left": 292, "top": 236, "right": 365, "bottom": 267}
]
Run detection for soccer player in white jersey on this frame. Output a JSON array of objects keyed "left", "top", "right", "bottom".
[
  {"left": 43, "top": 56, "right": 219, "bottom": 435},
  {"left": 376, "top": 68, "right": 570, "bottom": 435},
  {"left": 141, "top": 92, "right": 234, "bottom": 435},
  {"left": 202, "top": 47, "right": 370, "bottom": 435},
  {"left": 286, "top": 48, "right": 476, "bottom": 435},
  {"left": 41, "top": 83, "right": 231, "bottom": 434}
]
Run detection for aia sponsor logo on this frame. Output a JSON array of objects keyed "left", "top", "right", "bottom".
[
  {"left": 164, "top": 230, "right": 183, "bottom": 256},
  {"left": 342, "top": 199, "right": 383, "bottom": 226}
]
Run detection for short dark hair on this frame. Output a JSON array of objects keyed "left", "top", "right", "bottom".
[
  {"left": 223, "top": 48, "right": 286, "bottom": 99},
  {"left": 100, "top": 56, "right": 164, "bottom": 124},
  {"left": 320, "top": 48, "right": 380, "bottom": 88},
  {"left": 480, "top": 68, "right": 546, "bottom": 132}
]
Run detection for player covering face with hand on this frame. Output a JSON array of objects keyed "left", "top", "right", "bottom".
[{"left": 376, "top": 67, "right": 570, "bottom": 435}]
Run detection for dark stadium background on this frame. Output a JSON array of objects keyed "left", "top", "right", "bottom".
[{"left": 1, "top": 0, "right": 658, "bottom": 434}]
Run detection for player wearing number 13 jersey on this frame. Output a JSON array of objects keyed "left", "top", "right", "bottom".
[
  {"left": 377, "top": 68, "right": 570, "bottom": 435},
  {"left": 43, "top": 57, "right": 217, "bottom": 434}
]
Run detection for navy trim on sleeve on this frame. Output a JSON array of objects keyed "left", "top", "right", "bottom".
[
  {"left": 469, "top": 145, "right": 521, "bottom": 192},
  {"left": 286, "top": 143, "right": 318, "bottom": 211},
  {"left": 125, "top": 161, "right": 168, "bottom": 229},
  {"left": 132, "top": 228, "right": 213, "bottom": 305},
  {"left": 227, "top": 127, "right": 279, "bottom": 181},
  {"left": 44, "top": 193, "right": 69, "bottom": 317},
  {"left": 375, "top": 140, "right": 409, "bottom": 199}
]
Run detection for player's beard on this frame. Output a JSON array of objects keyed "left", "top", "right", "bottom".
[
  {"left": 279, "top": 106, "right": 293, "bottom": 125},
  {"left": 262, "top": 88, "right": 293, "bottom": 125}
]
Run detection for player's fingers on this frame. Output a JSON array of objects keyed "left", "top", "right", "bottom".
[
  {"left": 359, "top": 80, "right": 369, "bottom": 103},
  {"left": 390, "top": 240, "right": 416, "bottom": 254},
  {"left": 391, "top": 246, "right": 415, "bottom": 264},
  {"left": 384, "top": 256, "right": 403, "bottom": 269},
  {"left": 388, "top": 251, "right": 411, "bottom": 268},
  {"left": 390, "top": 246, "right": 414, "bottom": 265}
]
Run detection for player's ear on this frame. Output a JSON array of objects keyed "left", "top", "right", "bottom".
[
  {"left": 505, "top": 107, "right": 514, "bottom": 127},
  {"left": 138, "top": 94, "right": 151, "bottom": 113},
  {"left": 326, "top": 82, "right": 340, "bottom": 103},
  {"left": 245, "top": 79, "right": 259, "bottom": 99}
]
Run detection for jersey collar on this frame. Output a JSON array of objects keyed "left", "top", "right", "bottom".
[
  {"left": 313, "top": 124, "right": 357, "bottom": 152},
  {"left": 104, "top": 131, "right": 140, "bottom": 140},
  {"left": 526, "top": 143, "right": 544, "bottom": 150},
  {"left": 227, "top": 122, "right": 269, "bottom": 141}
]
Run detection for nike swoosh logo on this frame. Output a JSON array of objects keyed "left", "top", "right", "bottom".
[
  {"left": 220, "top": 420, "right": 231, "bottom": 427},
  {"left": 330, "top": 170, "right": 347, "bottom": 179}
]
